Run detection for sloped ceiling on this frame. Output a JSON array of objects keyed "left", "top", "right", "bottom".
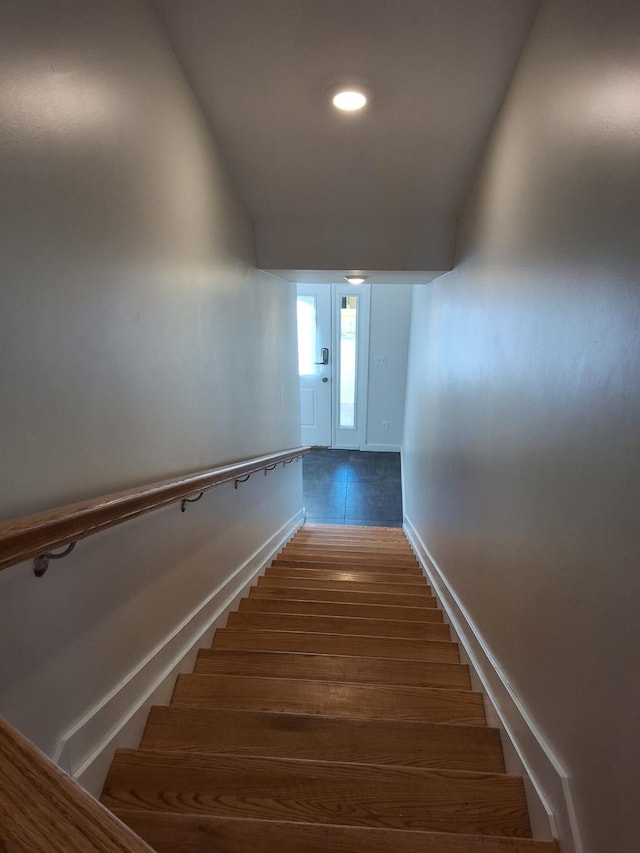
[{"left": 154, "top": 0, "right": 538, "bottom": 277}]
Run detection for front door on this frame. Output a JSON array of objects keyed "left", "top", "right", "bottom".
[{"left": 297, "top": 284, "right": 332, "bottom": 446}]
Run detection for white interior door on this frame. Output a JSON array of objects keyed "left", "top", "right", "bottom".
[{"left": 297, "top": 284, "right": 332, "bottom": 446}]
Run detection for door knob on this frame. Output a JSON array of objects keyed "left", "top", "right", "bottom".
[{"left": 321, "top": 377, "right": 329, "bottom": 383}]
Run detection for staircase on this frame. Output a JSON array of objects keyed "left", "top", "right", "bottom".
[{"left": 101, "top": 523, "right": 559, "bottom": 852}]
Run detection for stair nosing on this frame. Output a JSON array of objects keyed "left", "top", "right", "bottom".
[
  {"left": 111, "top": 809, "right": 558, "bottom": 851},
  {"left": 174, "top": 671, "right": 482, "bottom": 698},
  {"left": 108, "top": 747, "right": 522, "bottom": 783},
  {"left": 197, "top": 647, "right": 468, "bottom": 671},
  {"left": 230, "top": 611, "right": 447, "bottom": 626},
  {"left": 216, "top": 627, "right": 458, "bottom": 646},
  {"left": 246, "top": 591, "right": 436, "bottom": 601},
  {"left": 145, "top": 704, "right": 500, "bottom": 735}
]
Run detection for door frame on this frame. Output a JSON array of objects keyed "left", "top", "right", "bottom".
[{"left": 296, "top": 281, "right": 371, "bottom": 450}]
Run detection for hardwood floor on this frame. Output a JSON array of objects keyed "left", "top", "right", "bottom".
[{"left": 101, "top": 524, "right": 560, "bottom": 853}]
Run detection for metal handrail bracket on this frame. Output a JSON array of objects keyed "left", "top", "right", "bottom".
[
  {"left": 180, "top": 492, "right": 204, "bottom": 512},
  {"left": 33, "top": 542, "right": 77, "bottom": 578},
  {"left": 0, "top": 446, "right": 311, "bottom": 575}
]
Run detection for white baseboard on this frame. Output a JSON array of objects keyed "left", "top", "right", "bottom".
[
  {"left": 54, "top": 508, "right": 304, "bottom": 796},
  {"left": 361, "top": 443, "right": 401, "bottom": 453},
  {"left": 404, "top": 514, "right": 584, "bottom": 853}
]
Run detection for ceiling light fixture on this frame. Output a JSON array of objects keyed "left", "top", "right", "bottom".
[
  {"left": 345, "top": 275, "right": 367, "bottom": 285},
  {"left": 332, "top": 89, "right": 367, "bottom": 112}
]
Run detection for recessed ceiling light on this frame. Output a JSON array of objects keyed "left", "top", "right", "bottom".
[
  {"left": 332, "top": 89, "right": 367, "bottom": 112},
  {"left": 345, "top": 275, "right": 367, "bottom": 285}
]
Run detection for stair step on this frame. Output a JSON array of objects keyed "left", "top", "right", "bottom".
[
  {"left": 284, "top": 539, "right": 415, "bottom": 550},
  {"left": 273, "top": 562, "right": 423, "bottom": 577},
  {"left": 113, "top": 811, "right": 559, "bottom": 853},
  {"left": 302, "top": 523, "right": 405, "bottom": 533},
  {"left": 213, "top": 627, "right": 460, "bottom": 662},
  {"left": 280, "top": 549, "right": 418, "bottom": 566},
  {"left": 239, "top": 597, "right": 444, "bottom": 622},
  {"left": 291, "top": 538, "right": 409, "bottom": 548},
  {"left": 102, "top": 751, "right": 530, "bottom": 837},
  {"left": 289, "top": 531, "right": 410, "bottom": 540},
  {"left": 274, "top": 558, "right": 419, "bottom": 573},
  {"left": 284, "top": 546, "right": 416, "bottom": 559},
  {"left": 249, "top": 585, "right": 437, "bottom": 608},
  {"left": 296, "top": 525, "right": 406, "bottom": 534},
  {"left": 298, "top": 520, "right": 406, "bottom": 538},
  {"left": 290, "top": 541, "right": 411, "bottom": 553},
  {"left": 290, "top": 539, "right": 409, "bottom": 549},
  {"left": 141, "top": 706, "right": 504, "bottom": 771},
  {"left": 227, "top": 610, "right": 450, "bottom": 640},
  {"left": 265, "top": 566, "right": 426, "bottom": 584},
  {"left": 298, "top": 531, "right": 406, "bottom": 541},
  {"left": 257, "top": 576, "right": 431, "bottom": 596},
  {"left": 172, "top": 674, "right": 486, "bottom": 725},
  {"left": 194, "top": 649, "right": 471, "bottom": 690}
]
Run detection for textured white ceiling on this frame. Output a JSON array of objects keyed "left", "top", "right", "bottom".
[{"left": 154, "top": 0, "right": 538, "bottom": 271}]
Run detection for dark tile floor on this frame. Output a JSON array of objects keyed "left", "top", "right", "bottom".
[{"left": 302, "top": 449, "right": 403, "bottom": 527}]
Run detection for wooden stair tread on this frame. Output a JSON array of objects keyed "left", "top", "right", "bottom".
[
  {"left": 171, "top": 673, "right": 486, "bottom": 725},
  {"left": 300, "top": 521, "right": 404, "bottom": 536},
  {"left": 279, "top": 537, "right": 409, "bottom": 546},
  {"left": 302, "top": 522, "right": 405, "bottom": 531},
  {"left": 141, "top": 706, "right": 504, "bottom": 771},
  {"left": 292, "top": 544, "right": 410, "bottom": 549},
  {"left": 257, "top": 576, "right": 430, "bottom": 595},
  {"left": 272, "top": 563, "right": 423, "bottom": 576},
  {"left": 282, "top": 541, "right": 416, "bottom": 552},
  {"left": 289, "top": 542, "right": 411, "bottom": 552},
  {"left": 226, "top": 610, "right": 451, "bottom": 639},
  {"left": 281, "top": 548, "right": 417, "bottom": 561},
  {"left": 194, "top": 648, "right": 471, "bottom": 689},
  {"left": 274, "top": 558, "right": 420, "bottom": 573},
  {"left": 294, "top": 543, "right": 410, "bottom": 549},
  {"left": 265, "top": 566, "right": 426, "bottom": 583},
  {"left": 296, "top": 525, "right": 406, "bottom": 533},
  {"left": 298, "top": 530, "right": 406, "bottom": 540},
  {"left": 249, "top": 586, "right": 437, "bottom": 608},
  {"left": 285, "top": 536, "right": 413, "bottom": 547},
  {"left": 279, "top": 549, "right": 418, "bottom": 565},
  {"left": 113, "top": 811, "right": 559, "bottom": 853},
  {"left": 238, "top": 597, "right": 445, "bottom": 622},
  {"left": 102, "top": 751, "right": 531, "bottom": 837},
  {"left": 213, "top": 627, "right": 460, "bottom": 662}
]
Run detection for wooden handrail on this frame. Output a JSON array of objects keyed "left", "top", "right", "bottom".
[
  {"left": 0, "top": 446, "right": 310, "bottom": 574},
  {"left": 0, "top": 715, "right": 154, "bottom": 851}
]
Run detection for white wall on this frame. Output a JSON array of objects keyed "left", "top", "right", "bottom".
[
  {"left": 256, "top": 217, "right": 454, "bottom": 272},
  {"left": 403, "top": 3, "right": 640, "bottom": 852},
  {"left": 365, "top": 284, "right": 412, "bottom": 450},
  {"left": 0, "top": 0, "right": 302, "bottom": 781}
]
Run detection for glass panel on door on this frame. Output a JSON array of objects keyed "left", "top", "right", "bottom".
[
  {"left": 296, "top": 284, "right": 332, "bottom": 447},
  {"left": 297, "top": 295, "right": 317, "bottom": 376},
  {"left": 339, "top": 295, "right": 358, "bottom": 429}
]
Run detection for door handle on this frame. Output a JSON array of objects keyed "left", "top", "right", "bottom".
[
  {"left": 321, "top": 377, "right": 329, "bottom": 383},
  {"left": 314, "top": 347, "right": 329, "bottom": 365}
]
